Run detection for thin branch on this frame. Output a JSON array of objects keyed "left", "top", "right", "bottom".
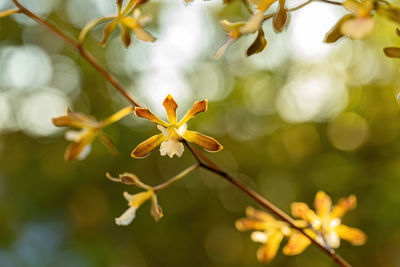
[
  {"left": 153, "top": 164, "right": 200, "bottom": 192},
  {"left": 11, "top": 1, "right": 351, "bottom": 266},
  {"left": 317, "top": 0, "right": 343, "bottom": 6},
  {"left": 263, "top": 0, "right": 341, "bottom": 21},
  {"left": 11, "top": 0, "right": 141, "bottom": 107},
  {"left": 0, "top": 7, "right": 20, "bottom": 18}
]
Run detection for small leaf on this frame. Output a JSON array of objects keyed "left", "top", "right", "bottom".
[
  {"left": 324, "top": 15, "right": 352, "bottom": 43},
  {"left": 246, "top": 29, "right": 267, "bottom": 56},
  {"left": 384, "top": 47, "right": 400, "bottom": 58},
  {"left": 273, "top": 0, "right": 288, "bottom": 33}
]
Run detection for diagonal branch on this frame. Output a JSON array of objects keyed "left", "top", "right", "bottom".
[
  {"left": 11, "top": 0, "right": 141, "bottom": 107},
  {"left": 10, "top": 1, "right": 351, "bottom": 266}
]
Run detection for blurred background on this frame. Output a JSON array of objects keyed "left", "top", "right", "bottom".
[{"left": 1, "top": 0, "right": 400, "bottom": 266}]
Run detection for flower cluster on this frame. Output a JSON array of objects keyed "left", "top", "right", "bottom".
[
  {"left": 79, "top": 0, "right": 155, "bottom": 47},
  {"left": 107, "top": 172, "right": 163, "bottom": 225},
  {"left": 215, "top": 0, "right": 284, "bottom": 59},
  {"left": 52, "top": 106, "right": 133, "bottom": 161},
  {"left": 236, "top": 191, "right": 366, "bottom": 263}
]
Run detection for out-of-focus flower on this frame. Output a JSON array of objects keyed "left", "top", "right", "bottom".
[
  {"left": 131, "top": 94, "right": 223, "bottom": 158},
  {"left": 290, "top": 191, "right": 366, "bottom": 251},
  {"left": 325, "top": 0, "right": 375, "bottom": 43},
  {"left": 52, "top": 106, "right": 133, "bottom": 161},
  {"left": 235, "top": 206, "right": 292, "bottom": 262},
  {"left": 215, "top": 0, "right": 277, "bottom": 58},
  {"left": 107, "top": 172, "right": 163, "bottom": 225},
  {"left": 79, "top": 0, "right": 155, "bottom": 47}
]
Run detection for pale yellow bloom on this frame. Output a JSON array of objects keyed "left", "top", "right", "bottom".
[
  {"left": 325, "top": 0, "right": 375, "bottom": 42},
  {"left": 290, "top": 191, "right": 366, "bottom": 251},
  {"left": 235, "top": 206, "right": 292, "bottom": 263},
  {"left": 79, "top": 0, "right": 155, "bottom": 47},
  {"left": 52, "top": 106, "right": 133, "bottom": 161},
  {"left": 107, "top": 172, "right": 163, "bottom": 225}
]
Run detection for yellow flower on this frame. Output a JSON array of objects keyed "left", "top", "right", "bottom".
[
  {"left": 325, "top": 0, "right": 375, "bottom": 43},
  {"left": 79, "top": 0, "right": 155, "bottom": 47},
  {"left": 52, "top": 106, "right": 133, "bottom": 161},
  {"left": 131, "top": 94, "right": 223, "bottom": 158},
  {"left": 289, "top": 191, "right": 367, "bottom": 251},
  {"left": 215, "top": 0, "right": 276, "bottom": 58},
  {"left": 235, "top": 206, "right": 292, "bottom": 263},
  {"left": 107, "top": 172, "right": 163, "bottom": 225}
]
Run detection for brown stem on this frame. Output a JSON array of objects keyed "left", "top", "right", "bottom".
[
  {"left": 11, "top": 0, "right": 141, "bottom": 107},
  {"left": 11, "top": 1, "right": 351, "bottom": 266},
  {"left": 263, "top": 0, "right": 342, "bottom": 21}
]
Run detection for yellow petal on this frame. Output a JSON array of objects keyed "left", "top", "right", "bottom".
[
  {"left": 340, "top": 17, "right": 375, "bottom": 40},
  {"left": 245, "top": 206, "right": 275, "bottom": 222},
  {"left": 219, "top": 20, "right": 245, "bottom": 35},
  {"left": 240, "top": 12, "right": 264, "bottom": 34},
  {"left": 235, "top": 218, "right": 268, "bottom": 231},
  {"left": 52, "top": 116, "right": 88, "bottom": 129},
  {"left": 183, "top": 130, "right": 223, "bottom": 152},
  {"left": 132, "top": 26, "right": 156, "bottom": 42},
  {"left": 99, "top": 21, "right": 119, "bottom": 47},
  {"left": 120, "top": 23, "right": 132, "bottom": 47},
  {"left": 342, "top": 0, "right": 363, "bottom": 14},
  {"left": 324, "top": 15, "right": 352, "bottom": 43},
  {"left": 64, "top": 131, "right": 97, "bottom": 161},
  {"left": 336, "top": 224, "right": 366, "bottom": 246},
  {"left": 377, "top": 5, "right": 400, "bottom": 24},
  {"left": 122, "top": 17, "right": 156, "bottom": 42},
  {"left": 79, "top": 16, "right": 115, "bottom": 44},
  {"left": 117, "top": 0, "right": 123, "bottom": 13},
  {"left": 52, "top": 109, "right": 94, "bottom": 128},
  {"left": 125, "top": 190, "right": 153, "bottom": 207},
  {"left": 98, "top": 132, "right": 119, "bottom": 156},
  {"left": 384, "top": 47, "right": 400, "bottom": 58},
  {"left": 150, "top": 194, "right": 163, "bottom": 221},
  {"left": 256, "top": 231, "right": 284, "bottom": 263},
  {"left": 98, "top": 106, "right": 134, "bottom": 127},
  {"left": 331, "top": 195, "right": 357, "bottom": 218},
  {"left": 291, "top": 202, "right": 320, "bottom": 227},
  {"left": 314, "top": 191, "right": 332, "bottom": 218},
  {"left": 249, "top": 0, "right": 276, "bottom": 11},
  {"left": 283, "top": 231, "right": 311, "bottom": 255},
  {"left": 178, "top": 100, "right": 208, "bottom": 126},
  {"left": 134, "top": 107, "right": 169, "bottom": 127},
  {"left": 163, "top": 94, "right": 178, "bottom": 125},
  {"left": 131, "top": 134, "right": 166, "bottom": 158}
]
